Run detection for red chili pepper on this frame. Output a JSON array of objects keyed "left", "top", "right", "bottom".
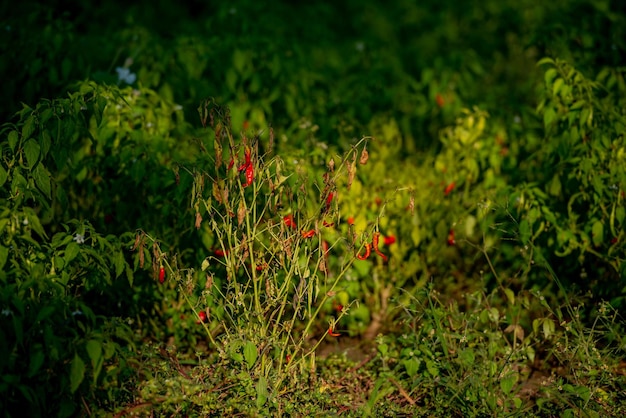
[
  {"left": 301, "top": 229, "right": 316, "bottom": 238},
  {"left": 196, "top": 311, "right": 208, "bottom": 324},
  {"left": 286, "top": 354, "right": 291, "bottom": 363},
  {"left": 347, "top": 217, "right": 355, "bottom": 225},
  {"left": 238, "top": 148, "right": 251, "bottom": 172},
  {"left": 444, "top": 181, "right": 455, "bottom": 196},
  {"left": 383, "top": 235, "right": 396, "bottom": 246},
  {"left": 372, "top": 232, "right": 388, "bottom": 261},
  {"left": 436, "top": 93, "right": 445, "bottom": 108},
  {"left": 213, "top": 248, "right": 227, "bottom": 257},
  {"left": 243, "top": 163, "right": 254, "bottom": 187},
  {"left": 327, "top": 326, "right": 341, "bottom": 337},
  {"left": 325, "top": 192, "right": 334, "bottom": 211},
  {"left": 227, "top": 158, "right": 235, "bottom": 170},
  {"left": 283, "top": 215, "right": 297, "bottom": 229},
  {"left": 374, "top": 197, "right": 382, "bottom": 206},
  {"left": 323, "top": 220, "right": 334, "bottom": 227},
  {"left": 447, "top": 229, "right": 456, "bottom": 246},
  {"left": 357, "top": 243, "right": 371, "bottom": 260},
  {"left": 159, "top": 266, "right": 165, "bottom": 283}
]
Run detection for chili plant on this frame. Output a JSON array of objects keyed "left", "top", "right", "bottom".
[{"left": 157, "top": 99, "right": 381, "bottom": 407}]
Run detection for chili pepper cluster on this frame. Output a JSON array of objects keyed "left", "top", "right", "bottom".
[
  {"left": 357, "top": 232, "right": 389, "bottom": 262},
  {"left": 228, "top": 146, "right": 254, "bottom": 187}
]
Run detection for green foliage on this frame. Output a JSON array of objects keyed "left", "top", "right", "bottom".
[
  {"left": 1, "top": 0, "right": 626, "bottom": 416},
  {"left": 519, "top": 58, "right": 626, "bottom": 299}
]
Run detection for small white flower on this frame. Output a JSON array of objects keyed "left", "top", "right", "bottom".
[
  {"left": 22, "top": 218, "right": 29, "bottom": 225},
  {"left": 73, "top": 234, "right": 85, "bottom": 244},
  {"left": 513, "top": 115, "right": 521, "bottom": 124},
  {"left": 71, "top": 310, "right": 83, "bottom": 316},
  {"left": 1, "top": 308, "right": 12, "bottom": 316},
  {"left": 355, "top": 41, "right": 365, "bottom": 52},
  {"left": 116, "top": 66, "right": 137, "bottom": 84}
]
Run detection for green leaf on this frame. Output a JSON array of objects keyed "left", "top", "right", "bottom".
[
  {"left": 256, "top": 375, "right": 268, "bottom": 408},
  {"left": 0, "top": 245, "right": 8, "bottom": 270},
  {"left": 500, "top": 374, "right": 517, "bottom": 395},
  {"left": 592, "top": 220, "right": 604, "bottom": 247},
  {"left": 86, "top": 340, "right": 102, "bottom": 368},
  {"left": 23, "top": 139, "right": 41, "bottom": 170},
  {"left": 94, "top": 95, "right": 107, "bottom": 127},
  {"left": 504, "top": 288, "right": 515, "bottom": 305},
  {"left": 69, "top": 354, "right": 85, "bottom": 393},
  {"left": 40, "top": 130, "right": 51, "bottom": 158},
  {"left": 21, "top": 115, "right": 36, "bottom": 141},
  {"left": 244, "top": 341, "right": 258, "bottom": 369},
  {"left": 543, "top": 107, "right": 556, "bottom": 130},
  {"left": 544, "top": 68, "right": 558, "bottom": 87},
  {"left": 233, "top": 49, "right": 247, "bottom": 74},
  {"left": 0, "top": 164, "right": 7, "bottom": 188},
  {"left": 65, "top": 242, "right": 80, "bottom": 264},
  {"left": 403, "top": 358, "right": 420, "bottom": 377},
  {"left": 519, "top": 220, "right": 531, "bottom": 244},
  {"left": 35, "top": 305, "right": 56, "bottom": 322},
  {"left": 33, "top": 164, "right": 51, "bottom": 199},
  {"left": 113, "top": 251, "right": 125, "bottom": 278},
  {"left": 542, "top": 319, "right": 554, "bottom": 339},
  {"left": 27, "top": 346, "right": 45, "bottom": 377},
  {"left": 86, "top": 339, "right": 104, "bottom": 383},
  {"left": 458, "top": 348, "right": 475, "bottom": 367},
  {"left": 125, "top": 263, "right": 134, "bottom": 287},
  {"left": 536, "top": 57, "right": 555, "bottom": 66},
  {"left": 552, "top": 77, "right": 564, "bottom": 96},
  {"left": 548, "top": 174, "right": 562, "bottom": 197},
  {"left": 8, "top": 130, "right": 18, "bottom": 151}
]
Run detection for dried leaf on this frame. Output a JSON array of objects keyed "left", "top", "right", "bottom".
[
  {"left": 132, "top": 232, "right": 141, "bottom": 251},
  {"left": 237, "top": 200, "right": 246, "bottom": 226},
  {"left": 359, "top": 147, "right": 369, "bottom": 165},
  {"left": 139, "top": 238, "right": 145, "bottom": 269},
  {"left": 269, "top": 126, "right": 274, "bottom": 154},
  {"left": 319, "top": 256, "right": 327, "bottom": 273},
  {"left": 504, "top": 324, "right": 525, "bottom": 343},
  {"left": 347, "top": 153, "right": 357, "bottom": 190},
  {"left": 195, "top": 212, "right": 202, "bottom": 229}
]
